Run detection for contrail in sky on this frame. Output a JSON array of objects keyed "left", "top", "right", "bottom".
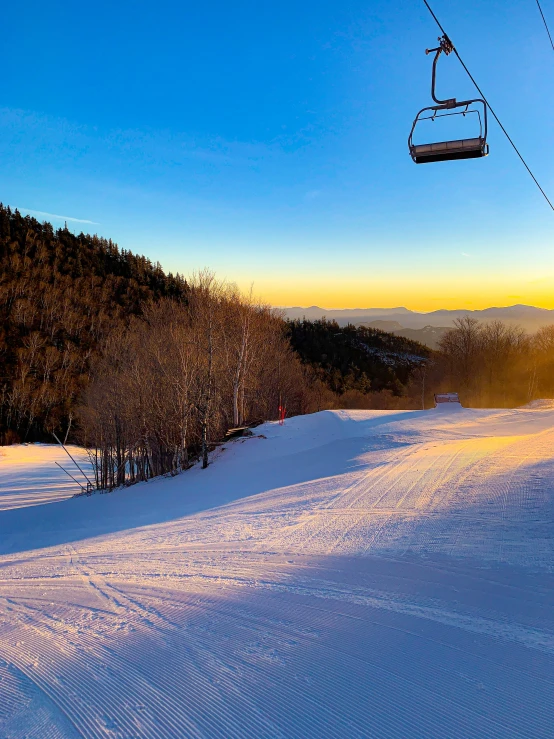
[{"left": 17, "top": 207, "right": 99, "bottom": 225}]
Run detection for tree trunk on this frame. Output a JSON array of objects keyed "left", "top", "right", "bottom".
[{"left": 201, "top": 415, "right": 209, "bottom": 469}]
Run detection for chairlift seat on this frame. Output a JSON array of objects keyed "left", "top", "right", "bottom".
[{"left": 410, "top": 137, "right": 488, "bottom": 164}]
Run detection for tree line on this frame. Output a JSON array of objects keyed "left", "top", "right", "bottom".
[
  {"left": 287, "top": 316, "right": 554, "bottom": 412},
  {"left": 437, "top": 317, "right": 554, "bottom": 408},
  {"left": 4, "top": 205, "right": 554, "bottom": 492},
  {"left": 71, "top": 311, "right": 554, "bottom": 491},
  {"left": 78, "top": 273, "right": 307, "bottom": 489}
]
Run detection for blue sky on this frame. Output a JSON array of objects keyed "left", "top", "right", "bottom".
[{"left": 2, "top": 0, "right": 553, "bottom": 309}]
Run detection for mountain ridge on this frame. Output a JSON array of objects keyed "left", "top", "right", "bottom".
[{"left": 283, "top": 304, "right": 554, "bottom": 333}]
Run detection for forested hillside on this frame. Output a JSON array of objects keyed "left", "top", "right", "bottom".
[
  {"left": 0, "top": 206, "right": 432, "bottom": 449},
  {"left": 0, "top": 205, "right": 187, "bottom": 443},
  {"left": 288, "top": 318, "right": 429, "bottom": 397}
]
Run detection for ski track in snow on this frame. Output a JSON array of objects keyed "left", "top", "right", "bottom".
[{"left": 1, "top": 406, "right": 554, "bottom": 737}]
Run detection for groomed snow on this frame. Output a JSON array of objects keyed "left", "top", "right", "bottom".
[
  {"left": 1, "top": 406, "right": 553, "bottom": 737},
  {"left": 0, "top": 444, "right": 92, "bottom": 511}
]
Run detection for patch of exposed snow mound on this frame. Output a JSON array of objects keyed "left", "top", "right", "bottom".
[
  {"left": 521, "top": 398, "right": 554, "bottom": 409},
  {"left": 429, "top": 401, "right": 464, "bottom": 412}
]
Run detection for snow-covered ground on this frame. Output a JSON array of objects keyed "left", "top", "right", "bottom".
[
  {"left": 1, "top": 405, "right": 553, "bottom": 738},
  {"left": 0, "top": 444, "right": 93, "bottom": 511}
]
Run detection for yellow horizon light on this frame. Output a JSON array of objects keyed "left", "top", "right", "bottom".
[{"left": 235, "top": 275, "right": 554, "bottom": 312}]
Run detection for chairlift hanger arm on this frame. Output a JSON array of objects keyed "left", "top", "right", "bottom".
[{"left": 425, "top": 35, "right": 456, "bottom": 107}]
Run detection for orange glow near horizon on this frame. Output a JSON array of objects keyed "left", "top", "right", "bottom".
[{"left": 237, "top": 274, "right": 554, "bottom": 312}]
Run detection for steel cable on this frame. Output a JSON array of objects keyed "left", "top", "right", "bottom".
[
  {"left": 422, "top": 0, "right": 554, "bottom": 211},
  {"left": 535, "top": 0, "right": 554, "bottom": 52}
]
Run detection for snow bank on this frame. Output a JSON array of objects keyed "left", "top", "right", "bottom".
[{"left": 521, "top": 398, "right": 554, "bottom": 410}]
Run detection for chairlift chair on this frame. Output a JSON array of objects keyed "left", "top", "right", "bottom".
[{"left": 408, "top": 35, "right": 489, "bottom": 164}]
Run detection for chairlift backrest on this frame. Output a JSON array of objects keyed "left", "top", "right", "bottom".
[{"left": 409, "top": 103, "right": 489, "bottom": 163}]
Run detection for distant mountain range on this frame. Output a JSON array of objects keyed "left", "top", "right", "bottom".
[{"left": 284, "top": 305, "right": 554, "bottom": 332}]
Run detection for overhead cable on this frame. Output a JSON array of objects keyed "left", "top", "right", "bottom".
[
  {"left": 422, "top": 0, "right": 554, "bottom": 211},
  {"left": 535, "top": 0, "right": 554, "bottom": 53}
]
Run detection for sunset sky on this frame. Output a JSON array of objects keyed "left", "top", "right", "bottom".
[{"left": 2, "top": 0, "right": 553, "bottom": 311}]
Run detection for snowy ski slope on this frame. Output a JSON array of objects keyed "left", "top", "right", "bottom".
[
  {"left": 0, "top": 444, "right": 93, "bottom": 511},
  {"left": 1, "top": 404, "right": 553, "bottom": 738}
]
